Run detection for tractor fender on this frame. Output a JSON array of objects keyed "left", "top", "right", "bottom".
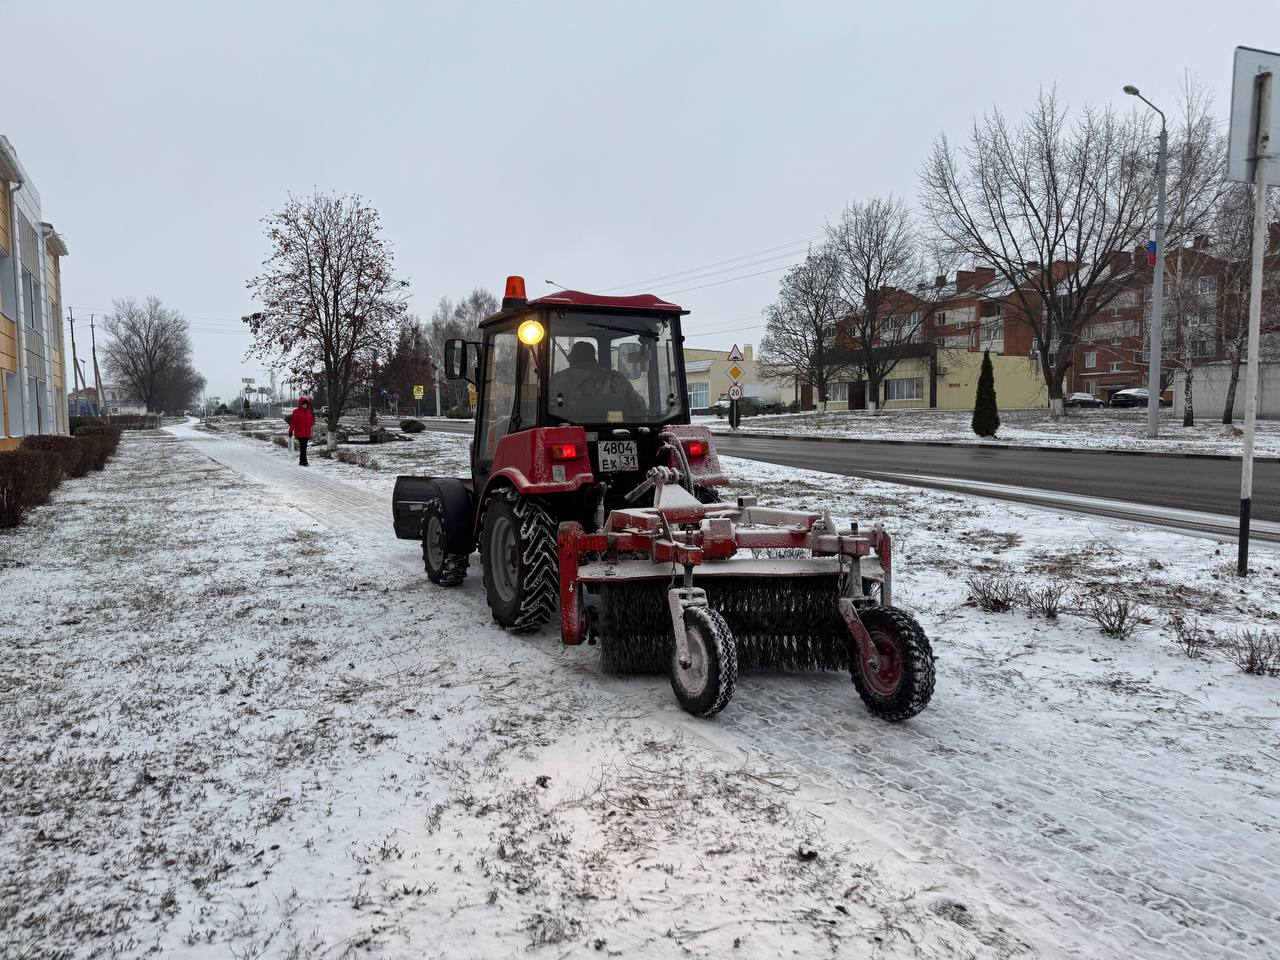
[{"left": 428, "top": 477, "right": 477, "bottom": 556}]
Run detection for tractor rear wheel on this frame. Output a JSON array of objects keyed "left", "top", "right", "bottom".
[
  {"left": 850, "top": 606, "right": 935, "bottom": 721},
  {"left": 670, "top": 606, "right": 738, "bottom": 717},
  {"left": 480, "top": 488, "right": 559, "bottom": 633},
  {"left": 422, "top": 499, "right": 468, "bottom": 586}
]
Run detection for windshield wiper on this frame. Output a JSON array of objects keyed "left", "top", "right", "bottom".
[{"left": 584, "top": 320, "right": 658, "bottom": 340}]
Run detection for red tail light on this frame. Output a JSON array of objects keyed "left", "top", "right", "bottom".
[
  {"left": 684, "top": 439, "right": 708, "bottom": 458},
  {"left": 549, "top": 442, "right": 580, "bottom": 461}
]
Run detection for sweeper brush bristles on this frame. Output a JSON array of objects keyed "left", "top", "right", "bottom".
[{"left": 597, "top": 575, "right": 851, "bottom": 675}]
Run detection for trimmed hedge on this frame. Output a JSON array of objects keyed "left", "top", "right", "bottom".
[
  {"left": 399, "top": 418, "right": 425, "bottom": 433},
  {"left": 73, "top": 425, "right": 123, "bottom": 470},
  {"left": 0, "top": 450, "right": 63, "bottom": 527},
  {"left": 21, "top": 434, "right": 91, "bottom": 478}
]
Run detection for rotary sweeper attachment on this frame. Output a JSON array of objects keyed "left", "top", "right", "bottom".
[{"left": 557, "top": 463, "right": 936, "bottom": 719}]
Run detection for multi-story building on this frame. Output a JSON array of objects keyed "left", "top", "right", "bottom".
[{"left": 1, "top": 136, "right": 69, "bottom": 451}]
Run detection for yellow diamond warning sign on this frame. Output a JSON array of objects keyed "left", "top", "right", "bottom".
[{"left": 727, "top": 364, "right": 744, "bottom": 382}]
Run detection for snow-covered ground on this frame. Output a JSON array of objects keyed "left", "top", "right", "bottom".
[
  {"left": 699, "top": 408, "right": 1280, "bottom": 458},
  {"left": 3, "top": 421, "right": 1279, "bottom": 959}
]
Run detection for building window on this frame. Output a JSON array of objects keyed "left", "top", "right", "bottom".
[
  {"left": 1085, "top": 352, "right": 1097, "bottom": 368},
  {"left": 984, "top": 302, "right": 1004, "bottom": 318},
  {"left": 4, "top": 371, "right": 21, "bottom": 437},
  {"left": 0, "top": 248, "right": 16, "bottom": 320},
  {"left": 885, "top": 377, "right": 923, "bottom": 401},
  {"left": 1084, "top": 379, "right": 1097, "bottom": 395},
  {"left": 688, "top": 382, "right": 709, "bottom": 409},
  {"left": 934, "top": 312, "right": 948, "bottom": 327},
  {"left": 1195, "top": 276, "right": 1217, "bottom": 295},
  {"left": 21, "top": 269, "right": 42, "bottom": 333},
  {"left": 1109, "top": 361, "right": 1123, "bottom": 373},
  {"left": 827, "top": 382, "right": 848, "bottom": 402}
]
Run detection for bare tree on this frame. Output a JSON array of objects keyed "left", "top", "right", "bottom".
[
  {"left": 102, "top": 296, "right": 195, "bottom": 413},
  {"left": 921, "top": 90, "right": 1153, "bottom": 415},
  {"left": 827, "top": 197, "right": 948, "bottom": 409},
  {"left": 1214, "top": 185, "right": 1280, "bottom": 423},
  {"left": 757, "top": 246, "right": 848, "bottom": 410},
  {"left": 424, "top": 288, "right": 497, "bottom": 412},
  {"left": 245, "top": 192, "right": 409, "bottom": 443}
]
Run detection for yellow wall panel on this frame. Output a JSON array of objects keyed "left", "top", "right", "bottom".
[{"left": 0, "top": 187, "right": 10, "bottom": 254}]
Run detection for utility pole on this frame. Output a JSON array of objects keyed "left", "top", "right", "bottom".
[
  {"left": 68, "top": 307, "right": 85, "bottom": 415},
  {"left": 89, "top": 314, "right": 107, "bottom": 418},
  {"left": 1124, "top": 84, "right": 1168, "bottom": 438}
]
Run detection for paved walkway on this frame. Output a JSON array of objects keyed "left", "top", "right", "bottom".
[{"left": 170, "top": 419, "right": 1280, "bottom": 960}]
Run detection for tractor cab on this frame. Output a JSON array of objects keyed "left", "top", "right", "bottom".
[{"left": 443, "top": 276, "right": 716, "bottom": 520}]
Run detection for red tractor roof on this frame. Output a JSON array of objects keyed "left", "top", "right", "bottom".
[{"left": 528, "top": 289, "right": 685, "bottom": 313}]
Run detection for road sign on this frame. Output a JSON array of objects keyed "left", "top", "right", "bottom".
[
  {"left": 1228, "top": 46, "right": 1280, "bottom": 186},
  {"left": 726, "top": 344, "right": 745, "bottom": 363},
  {"left": 241, "top": 377, "right": 255, "bottom": 384},
  {"left": 467, "top": 383, "right": 477, "bottom": 407},
  {"left": 413, "top": 385, "right": 424, "bottom": 399},
  {"left": 727, "top": 383, "right": 743, "bottom": 401},
  {"left": 727, "top": 364, "right": 744, "bottom": 382}
]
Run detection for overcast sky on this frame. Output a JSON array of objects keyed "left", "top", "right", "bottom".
[{"left": 6, "top": 0, "right": 1278, "bottom": 398}]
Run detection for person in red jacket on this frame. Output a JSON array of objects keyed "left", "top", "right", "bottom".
[{"left": 288, "top": 396, "right": 316, "bottom": 466}]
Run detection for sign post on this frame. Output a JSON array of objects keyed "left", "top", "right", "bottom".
[
  {"left": 725, "top": 344, "right": 746, "bottom": 430},
  {"left": 1227, "top": 46, "right": 1279, "bottom": 576}
]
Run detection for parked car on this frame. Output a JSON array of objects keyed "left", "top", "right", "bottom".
[
  {"left": 1109, "top": 388, "right": 1170, "bottom": 408},
  {"left": 1064, "top": 392, "right": 1104, "bottom": 408}
]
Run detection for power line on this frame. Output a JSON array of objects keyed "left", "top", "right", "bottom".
[
  {"left": 599, "top": 236, "right": 817, "bottom": 292},
  {"left": 663, "top": 263, "right": 794, "bottom": 296}
]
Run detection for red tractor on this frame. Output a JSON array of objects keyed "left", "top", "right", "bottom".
[{"left": 392, "top": 277, "right": 934, "bottom": 719}]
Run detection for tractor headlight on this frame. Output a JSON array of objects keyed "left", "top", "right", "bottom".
[{"left": 518, "top": 319, "right": 545, "bottom": 345}]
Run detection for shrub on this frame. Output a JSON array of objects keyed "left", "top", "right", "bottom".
[
  {"left": 0, "top": 450, "right": 63, "bottom": 527},
  {"left": 1078, "top": 593, "right": 1142, "bottom": 639},
  {"left": 272, "top": 435, "right": 288, "bottom": 448},
  {"left": 1222, "top": 629, "right": 1280, "bottom": 676},
  {"left": 1169, "top": 613, "right": 1210, "bottom": 660},
  {"left": 400, "top": 419, "right": 425, "bottom": 433},
  {"left": 971, "top": 349, "right": 1000, "bottom": 438},
  {"left": 21, "top": 435, "right": 89, "bottom": 479},
  {"left": 1023, "top": 583, "right": 1070, "bottom": 619},
  {"left": 966, "top": 574, "right": 1024, "bottom": 613},
  {"left": 335, "top": 449, "right": 380, "bottom": 470},
  {"left": 74, "top": 424, "right": 123, "bottom": 463}
]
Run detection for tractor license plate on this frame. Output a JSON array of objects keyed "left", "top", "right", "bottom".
[{"left": 597, "top": 439, "right": 639, "bottom": 472}]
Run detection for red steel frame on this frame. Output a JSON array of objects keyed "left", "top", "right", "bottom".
[{"left": 557, "top": 502, "right": 893, "bottom": 646}]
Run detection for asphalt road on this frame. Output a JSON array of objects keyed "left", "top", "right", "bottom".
[{"left": 421, "top": 419, "right": 1280, "bottom": 540}]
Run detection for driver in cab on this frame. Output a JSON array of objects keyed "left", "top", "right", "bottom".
[{"left": 549, "top": 341, "right": 647, "bottom": 421}]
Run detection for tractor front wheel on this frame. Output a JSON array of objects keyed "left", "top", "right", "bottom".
[
  {"left": 670, "top": 606, "right": 738, "bottom": 717},
  {"left": 422, "top": 499, "right": 468, "bottom": 586},
  {"left": 850, "top": 606, "right": 935, "bottom": 722},
  {"left": 480, "top": 489, "right": 559, "bottom": 633}
]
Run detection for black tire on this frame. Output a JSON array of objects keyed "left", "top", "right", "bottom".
[
  {"left": 670, "top": 606, "right": 738, "bottom": 717},
  {"left": 850, "top": 606, "right": 935, "bottom": 722},
  {"left": 694, "top": 485, "right": 722, "bottom": 505},
  {"left": 480, "top": 488, "right": 559, "bottom": 633},
  {"left": 422, "top": 499, "right": 468, "bottom": 586}
]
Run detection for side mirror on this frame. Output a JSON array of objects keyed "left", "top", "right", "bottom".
[
  {"left": 617, "top": 342, "right": 648, "bottom": 380},
  {"left": 444, "top": 339, "right": 466, "bottom": 380}
]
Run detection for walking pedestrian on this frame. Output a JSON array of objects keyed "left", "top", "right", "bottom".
[{"left": 289, "top": 396, "right": 315, "bottom": 466}]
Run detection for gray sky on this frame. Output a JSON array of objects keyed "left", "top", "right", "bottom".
[{"left": 6, "top": 0, "right": 1278, "bottom": 399}]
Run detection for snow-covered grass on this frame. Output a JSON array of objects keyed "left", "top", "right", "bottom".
[
  {"left": 701, "top": 407, "right": 1280, "bottom": 458},
  {"left": 4, "top": 423, "right": 1279, "bottom": 959}
]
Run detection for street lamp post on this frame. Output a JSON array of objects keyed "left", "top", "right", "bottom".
[{"left": 1124, "top": 84, "right": 1168, "bottom": 439}]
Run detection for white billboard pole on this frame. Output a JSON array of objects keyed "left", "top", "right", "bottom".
[{"left": 1227, "top": 47, "right": 1279, "bottom": 576}]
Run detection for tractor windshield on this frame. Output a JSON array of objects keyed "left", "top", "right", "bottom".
[{"left": 546, "top": 313, "right": 683, "bottom": 424}]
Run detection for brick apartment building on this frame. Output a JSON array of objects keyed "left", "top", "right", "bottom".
[{"left": 804, "top": 228, "right": 1280, "bottom": 412}]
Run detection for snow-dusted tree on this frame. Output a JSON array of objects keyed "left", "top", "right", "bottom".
[
  {"left": 245, "top": 192, "right": 409, "bottom": 443},
  {"left": 102, "top": 296, "right": 198, "bottom": 413},
  {"left": 827, "top": 196, "right": 949, "bottom": 409},
  {"left": 921, "top": 91, "right": 1153, "bottom": 415},
  {"left": 758, "top": 246, "right": 849, "bottom": 410}
]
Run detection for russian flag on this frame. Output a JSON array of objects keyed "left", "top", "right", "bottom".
[{"left": 1147, "top": 240, "right": 1157, "bottom": 267}]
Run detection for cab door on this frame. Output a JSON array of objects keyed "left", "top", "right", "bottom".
[{"left": 472, "top": 323, "right": 541, "bottom": 486}]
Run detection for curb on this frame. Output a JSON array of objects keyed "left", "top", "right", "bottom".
[{"left": 708, "top": 430, "right": 1280, "bottom": 464}]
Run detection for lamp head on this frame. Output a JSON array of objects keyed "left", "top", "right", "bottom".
[{"left": 1123, "top": 85, "right": 1140, "bottom": 96}]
